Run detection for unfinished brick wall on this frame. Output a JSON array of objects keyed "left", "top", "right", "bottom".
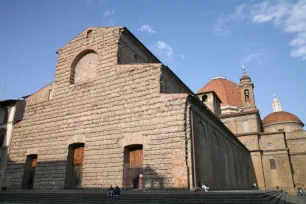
[
  {"left": 5, "top": 27, "right": 255, "bottom": 191},
  {"left": 5, "top": 27, "right": 191, "bottom": 189}
]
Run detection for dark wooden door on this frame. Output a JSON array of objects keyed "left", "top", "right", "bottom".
[
  {"left": 73, "top": 146, "right": 84, "bottom": 187},
  {"left": 22, "top": 155, "right": 37, "bottom": 189}
]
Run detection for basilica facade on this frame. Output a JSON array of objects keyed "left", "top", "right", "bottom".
[{"left": 1, "top": 27, "right": 304, "bottom": 192}]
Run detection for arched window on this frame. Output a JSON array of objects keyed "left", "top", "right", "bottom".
[
  {"left": 243, "top": 120, "right": 249, "bottom": 133},
  {"left": 70, "top": 50, "right": 98, "bottom": 84},
  {"left": 202, "top": 95, "right": 208, "bottom": 102},
  {"left": 86, "top": 30, "right": 92, "bottom": 39},
  {"left": 244, "top": 89, "right": 250, "bottom": 102}
]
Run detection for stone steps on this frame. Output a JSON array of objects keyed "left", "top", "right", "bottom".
[{"left": 0, "top": 190, "right": 295, "bottom": 204}]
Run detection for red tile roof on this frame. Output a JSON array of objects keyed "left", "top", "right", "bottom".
[
  {"left": 197, "top": 78, "right": 242, "bottom": 107},
  {"left": 263, "top": 111, "right": 303, "bottom": 126}
]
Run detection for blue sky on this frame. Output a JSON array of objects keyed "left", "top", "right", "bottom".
[{"left": 1, "top": 0, "right": 305, "bottom": 123}]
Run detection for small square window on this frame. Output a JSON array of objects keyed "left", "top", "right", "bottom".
[{"left": 270, "top": 159, "right": 276, "bottom": 169}]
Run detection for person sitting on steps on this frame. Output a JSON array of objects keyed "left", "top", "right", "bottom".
[
  {"left": 114, "top": 186, "right": 120, "bottom": 196},
  {"left": 196, "top": 181, "right": 209, "bottom": 192},
  {"left": 107, "top": 185, "right": 114, "bottom": 196}
]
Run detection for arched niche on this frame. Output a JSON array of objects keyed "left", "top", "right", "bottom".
[{"left": 70, "top": 49, "right": 99, "bottom": 84}]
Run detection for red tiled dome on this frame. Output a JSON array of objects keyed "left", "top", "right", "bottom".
[
  {"left": 263, "top": 111, "right": 303, "bottom": 126},
  {"left": 197, "top": 77, "right": 242, "bottom": 107}
]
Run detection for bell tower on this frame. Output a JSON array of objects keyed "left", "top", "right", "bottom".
[{"left": 239, "top": 66, "right": 256, "bottom": 111}]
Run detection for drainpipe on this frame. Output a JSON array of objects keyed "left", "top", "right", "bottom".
[
  {"left": 189, "top": 102, "right": 197, "bottom": 189},
  {"left": 185, "top": 97, "right": 191, "bottom": 191}
]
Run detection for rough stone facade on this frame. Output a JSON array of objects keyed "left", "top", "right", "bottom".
[{"left": 4, "top": 27, "right": 253, "bottom": 191}]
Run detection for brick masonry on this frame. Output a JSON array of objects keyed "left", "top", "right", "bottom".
[{"left": 5, "top": 27, "right": 254, "bottom": 190}]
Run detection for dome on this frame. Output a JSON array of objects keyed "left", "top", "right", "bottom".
[
  {"left": 197, "top": 77, "right": 242, "bottom": 107},
  {"left": 263, "top": 111, "right": 304, "bottom": 126}
]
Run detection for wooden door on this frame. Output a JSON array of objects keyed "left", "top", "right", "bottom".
[
  {"left": 129, "top": 148, "right": 143, "bottom": 189},
  {"left": 130, "top": 149, "right": 143, "bottom": 168},
  {"left": 22, "top": 155, "right": 37, "bottom": 189},
  {"left": 73, "top": 146, "right": 84, "bottom": 187}
]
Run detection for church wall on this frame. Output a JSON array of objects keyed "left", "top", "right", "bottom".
[
  {"left": 117, "top": 30, "right": 159, "bottom": 64},
  {"left": 250, "top": 152, "right": 266, "bottom": 189},
  {"left": 264, "top": 122, "right": 303, "bottom": 133},
  {"left": 262, "top": 151, "right": 294, "bottom": 191},
  {"left": 290, "top": 154, "right": 306, "bottom": 189},
  {"left": 160, "top": 68, "right": 192, "bottom": 94},
  {"left": 5, "top": 28, "right": 191, "bottom": 190},
  {"left": 286, "top": 130, "right": 306, "bottom": 189},
  {"left": 259, "top": 133, "right": 286, "bottom": 151},
  {"left": 259, "top": 133, "right": 294, "bottom": 191},
  {"left": 236, "top": 134, "right": 266, "bottom": 190},
  {"left": 25, "top": 83, "right": 53, "bottom": 106},
  {"left": 192, "top": 104, "right": 253, "bottom": 190},
  {"left": 237, "top": 134, "right": 259, "bottom": 151},
  {"left": 221, "top": 113, "right": 259, "bottom": 135}
]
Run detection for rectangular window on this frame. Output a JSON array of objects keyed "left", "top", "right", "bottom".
[
  {"left": 243, "top": 120, "right": 249, "bottom": 133},
  {"left": 0, "top": 108, "right": 4, "bottom": 124},
  {"left": 0, "top": 107, "right": 8, "bottom": 124},
  {"left": 270, "top": 159, "right": 276, "bottom": 169}
]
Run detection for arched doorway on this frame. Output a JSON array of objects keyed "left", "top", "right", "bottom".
[
  {"left": 123, "top": 145, "right": 143, "bottom": 189},
  {"left": 22, "top": 154, "right": 37, "bottom": 189},
  {"left": 65, "top": 143, "right": 84, "bottom": 189}
]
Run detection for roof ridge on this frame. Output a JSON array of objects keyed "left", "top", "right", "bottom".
[{"left": 220, "top": 79, "right": 229, "bottom": 105}]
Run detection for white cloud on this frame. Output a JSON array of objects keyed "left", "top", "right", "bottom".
[
  {"left": 102, "top": 9, "right": 115, "bottom": 25},
  {"left": 138, "top": 25, "right": 157, "bottom": 34},
  {"left": 212, "top": 4, "right": 248, "bottom": 35},
  {"left": 156, "top": 41, "right": 173, "bottom": 60},
  {"left": 86, "top": 0, "right": 107, "bottom": 4},
  {"left": 102, "top": 19, "right": 115, "bottom": 26},
  {"left": 240, "top": 49, "right": 266, "bottom": 65},
  {"left": 213, "top": 0, "right": 306, "bottom": 60},
  {"left": 103, "top": 9, "right": 115, "bottom": 17},
  {"left": 177, "top": 54, "right": 185, "bottom": 59},
  {"left": 150, "top": 41, "right": 184, "bottom": 61}
]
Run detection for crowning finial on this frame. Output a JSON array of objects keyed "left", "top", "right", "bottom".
[
  {"left": 242, "top": 65, "right": 246, "bottom": 72},
  {"left": 242, "top": 65, "right": 247, "bottom": 76}
]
